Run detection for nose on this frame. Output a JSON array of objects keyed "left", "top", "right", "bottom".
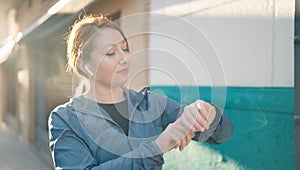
[{"left": 118, "top": 50, "right": 128, "bottom": 64}]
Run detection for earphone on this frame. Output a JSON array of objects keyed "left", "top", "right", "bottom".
[{"left": 84, "top": 65, "right": 94, "bottom": 76}]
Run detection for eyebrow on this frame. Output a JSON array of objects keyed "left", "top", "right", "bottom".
[{"left": 102, "top": 40, "right": 127, "bottom": 49}]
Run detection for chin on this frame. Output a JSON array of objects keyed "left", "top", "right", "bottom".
[{"left": 111, "top": 78, "right": 128, "bottom": 88}]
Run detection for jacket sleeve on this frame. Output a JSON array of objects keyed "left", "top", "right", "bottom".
[
  {"left": 193, "top": 105, "right": 233, "bottom": 144},
  {"left": 161, "top": 96, "right": 233, "bottom": 144},
  {"left": 48, "top": 111, "right": 164, "bottom": 170}
]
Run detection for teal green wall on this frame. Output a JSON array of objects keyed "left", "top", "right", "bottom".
[{"left": 151, "top": 86, "right": 295, "bottom": 170}]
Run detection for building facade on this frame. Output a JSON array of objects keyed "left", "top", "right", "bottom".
[{"left": 0, "top": 0, "right": 150, "bottom": 166}]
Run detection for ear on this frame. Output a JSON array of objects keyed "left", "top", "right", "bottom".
[
  {"left": 77, "top": 58, "right": 94, "bottom": 76},
  {"left": 84, "top": 65, "right": 94, "bottom": 76}
]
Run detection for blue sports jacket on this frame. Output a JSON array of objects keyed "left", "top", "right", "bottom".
[{"left": 48, "top": 87, "right": 233, "bottom": 169}]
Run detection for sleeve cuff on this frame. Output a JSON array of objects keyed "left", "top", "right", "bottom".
[
  {"left": 196, "top": 105, "right": 223, "bottom": 142},
  {"left": 210, "top": 104, "right": 223, "bottom": 131},
  {"left": 139, "top": 141, "right": 163, "bottom": 157},
  {"left": 138, "top": 141, "right": 164, "bottom": 167}
]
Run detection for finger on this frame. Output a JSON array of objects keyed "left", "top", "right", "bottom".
[
  {"left": 172, "top": 126, "right": 195, "bottom": 151},
  {"left": 179, "top": 109, "right": 205, "bottom": 132},
  {"left": 187, "top": 110, "right": 207, "bottom": 132},
  {"left": 196, "top": 102, "right": 209, "bottom": 121},
  {"left": 195, "top": 102, "right": 210, "bottom": 129},
  {"left": 183, "top": 131, "right": 193, "bottom": 147},
  {"left": 179, "top": 136, "right": 187, "bottom": 151},
  {"left": 207, "top": 105, "right": 216, "bottom": 123},
  {"left": 179, "top": 131, "right": 195, "bottom": 151},
  {"left": 188, "top": 131, "right": 195, "bottom": 141},
  {"left": 172, "top": 143, "right": 179, "bottom": 150},
  {"left": 183, "top": 109, "right": 206, "bottom": 132},
  {"left": 179, "top": 136, "right": 188, "bottom": 151},
  {"left": 187, "top": 131, "right": 195, "bottom": 142},
  {"left": 180, "top": 105, "right": 203, "bottom": 131},
  {"left": 174, "top": 143, "right": 180, "bottom": 149},
  {"left": 183, "top": 114, "right": 205, "bottom": 132},
  {"left": 198, "top": 101, "right": 217, "bottom": 127},
  {"left": 192, "top": 104, "right": 209, "bottom": 129}
]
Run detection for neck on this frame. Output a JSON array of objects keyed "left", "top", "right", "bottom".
[{"left": 85, "top": 82, "right": 125, "bottom": 104}]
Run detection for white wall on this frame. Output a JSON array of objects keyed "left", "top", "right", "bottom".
[{"left": 149, "top": 0, "right": 294, "bottom": 87}]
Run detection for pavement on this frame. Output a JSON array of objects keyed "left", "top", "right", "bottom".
[{"left": 0, "top": 127, "right": 53, "bottom": 170}]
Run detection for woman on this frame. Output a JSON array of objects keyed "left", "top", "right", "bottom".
[{"left": 48, "top": 14, "right": 233, "bottom": 169}]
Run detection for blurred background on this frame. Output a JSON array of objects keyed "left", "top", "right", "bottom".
[{"left": 0, "top": 0, "right": 298, "bottom": 169}]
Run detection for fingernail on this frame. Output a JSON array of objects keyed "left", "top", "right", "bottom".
[{"left": 197, "top": 103, "right": 202, "bottom": 109}]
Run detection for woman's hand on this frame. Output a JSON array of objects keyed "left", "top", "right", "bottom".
[
  {"left": 155, "top": 100, "right": 217, "bottom": 153},
  {"left": 155, "top": 106, "right": 200, "bottom": 153},
  {"left": 155, "top": 122, "right": 194, "bottom": 153},
  {"left": 196, "top": 100, "right": 217, "bottom": 127},
  {"left": 176, "top": 100, "right": 217, "bottom": 151}
]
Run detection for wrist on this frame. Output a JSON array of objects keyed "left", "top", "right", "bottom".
[
  {"left": 155, "top": 138, "right": 167, "bottom": 153},
  {"left": 208, "top": 105, "right": 223, "bottom": 130},
  {"left": 208, "top": 106, "right": 217, "bottom": 125}
]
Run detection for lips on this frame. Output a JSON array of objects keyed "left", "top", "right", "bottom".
[{"left": 117, "top": 68, "right": 129, "bottom": 73}]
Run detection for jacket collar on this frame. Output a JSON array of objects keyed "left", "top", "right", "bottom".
[{"left": 67, "top": 86, "right": 150, "bottom": 120}]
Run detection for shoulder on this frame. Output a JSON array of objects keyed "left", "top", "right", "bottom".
[{"left": 48, "top": 98, "right": 79, "bottom": 127}]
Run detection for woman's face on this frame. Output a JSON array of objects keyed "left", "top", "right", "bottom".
[{"left": 85, "top": 27, "right": 130, "bottom": 88}]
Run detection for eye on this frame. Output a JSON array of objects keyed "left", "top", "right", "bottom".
[
  {"left": 106, "top": 52, "right": 116, "bottom": 56},
  {"left": 122, "top": 48, "right": 129, "bottom": 53}
]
